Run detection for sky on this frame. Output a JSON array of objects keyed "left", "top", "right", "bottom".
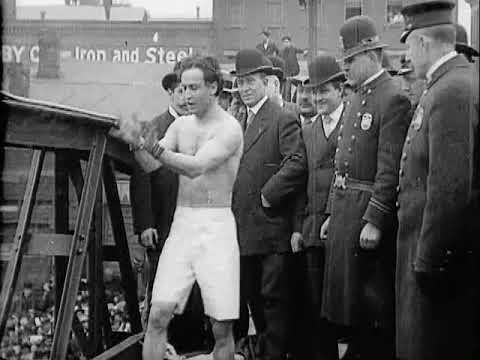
[{"left": 16, "top": 0, "right": 214, "bottom": 18}]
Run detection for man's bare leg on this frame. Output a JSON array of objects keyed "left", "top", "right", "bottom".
[
  {"left": 210, "top": 319, "right": 235, "bottom": 360},
  {"left": 143, "top": 302, "right": 176, "bottom": 360}
]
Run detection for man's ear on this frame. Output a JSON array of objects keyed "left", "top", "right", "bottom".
[{"left": 209, "top": 81, "right": 219, "bottom": 96}]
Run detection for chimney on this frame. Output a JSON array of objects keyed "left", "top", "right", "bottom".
[{"left": 196, "top": 5, "right": 200, "bottom": 20}]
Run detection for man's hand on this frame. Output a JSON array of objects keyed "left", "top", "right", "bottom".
[
  {"left": 320, "top": 216, "right": 330, "bottom": 240},
  {"left": 291, "top": 232, "right": 304, "bottom": 253},
  {"left": 359, "top": 222, "right": 381, "bottom": 250},
  {"left": 261, "top": 193, "right": 272, "bottom": 208},
  {"left": 108, "top": 113, "right": 143, "bottom": 147},
  {"left": 140, "top": 228, "right": 158, "bottom": 250}
]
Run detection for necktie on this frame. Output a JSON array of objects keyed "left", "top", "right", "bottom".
[
  {"left": 323, "top": 115, "right": 333, "bottom": 138},
  {"left": 302, "top": 116, "right": 313, "bottom": 127},
  {"left": 246, "top": 109, "right": 255, "bottom": 132}
]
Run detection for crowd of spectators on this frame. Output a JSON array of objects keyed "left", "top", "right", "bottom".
[{"left": 0, "top": 277, "right": 137, "bottom": 360}]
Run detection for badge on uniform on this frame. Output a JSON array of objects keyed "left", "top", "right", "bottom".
[
  {"left": 412, "top": 106, "right": 423, "bottom": 131},
  {"left": 361, "top": 113, "right": 373, "bottom": 131}
]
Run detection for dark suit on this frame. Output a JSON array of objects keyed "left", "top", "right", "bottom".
[
  {"left": 280, "top": 46, "right": 302, "bottom": 77},
  {"left": 130, "top": 110, "right": 207, "bottom": 353},
  {"left": 256, "top": 41, "right": 279, "bottom": 57},
  {"left": 323, "top": 71, "right": 411, "bottom": 359},
  {"left": 396, "top": 54, "right": 479, "bottom": 360},
  {"left": 232, "top": 98, "right": 307, "bottom": 360}
]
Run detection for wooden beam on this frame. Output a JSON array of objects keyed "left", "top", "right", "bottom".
[
  {"left": 50, "top": 132, "right": 107, "bottom": 360},
  {"left": 102, "top": 159, "right": 142, "bottom": 333},
  {"left": 90, "top": 332, "right": 144, "bottom": 360},
  {"left": 0, "top": 149, "right": 45, "bottom": 340}
]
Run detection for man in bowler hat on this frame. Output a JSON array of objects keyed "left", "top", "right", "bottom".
[
  {"left": 455, "top": 23, "right": 479, "bottom": 63},
  {"left": 396, "top": 1, "right": 479, "bottom": 359},
  {"left": 320, "top": 15, "right": 411, "bottom": 359},
  {"left": 294, "top": 54, "right": 347, "bottom": 360},
  {"left": 231, "top": 48, "right": 307, "bottom": 360},
  {"left": 129, "top": 65, "right": 208, "bottom": 353},
  {"left": 256, "top": 30, "right": 279, "bottom": 57}
]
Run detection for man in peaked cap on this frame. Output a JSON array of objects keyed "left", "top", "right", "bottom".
[
  {"left": 293, "top": 54, "right": 347, "bottom": 360},
  {"left": 395, "top": 57, "right": 426, "bottom": 106},
  {"left": 455, "top": 23, "right": 479, "bottom": 63},
  {"left": 231, "top": 48, "right": 307, "bottom": 360},
  {"left": 396, "top": 1, "right": 479, "bottom": 359},
  {"left": 320, "top": 15, "right": 411, "bottom": 360}
]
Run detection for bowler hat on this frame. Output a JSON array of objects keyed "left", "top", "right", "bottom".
[
  {"left": 267, "top": 56, "right": 286, "bottom": 80},
  {"left": 397, "top": 57, "right": 414, "bottom": 76},
  {"left": 161, "top": 72, "right": 180, "bottom": 92},
  {"left": 281, "top": 35, "right": 292, "bottom": 42},
  {"left": 290, "top": 75, "right": 308, "bottom": 87},
  {"left": 303, "top": 55, "right": 346, "bottom": 88},
  {"left": 400, "top": 0, "right": 455, "bottom": 43},
  {"left": 232, "top": 49, "right": 275, "bottom": 77},
  {"left": 222, "top": 79, "right": 238, "bottom": 93},
  {"left": 339, "top": 16, "right": 387, "bottom": 61},
  {"left": 455, "top": 23, "right": 479, "bottom": 58}
]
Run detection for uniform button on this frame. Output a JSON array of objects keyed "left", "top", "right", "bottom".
[
  {"left": 344, "top": 161, "right": 349, "bottom": 167},
  {"left": 340, "top": 124, "right": 344, "bottom": 129},
  {"left": 348, "top": 147, "right": 352, "bottom": 153},
  {"left": 347, "top": 101, "right": 351, "bottom": 105},
  {"left": 345, "top": 173, "right": 349, "bottom": 178},
  {"left": 367, "top": 89, "right": 372, "bottom": 94},
  {"left": 353, "top": 123, "right": 358, "bottom": 128},
  {"left": 351, "top": 135, "right": 356, "bottom": 141},
  {"left": 361, "top": 100, "right": 366, "bottom": 105},
  {"left": 357, "top": 112, "right": 362, "bottom": 117},
  {"left": 402, "top": 153, "right": 407, "bottom": 160},
  {"left": 395, "top": 201, "right": 400, "bottom": 208},
  {"left": 406, "top": 136, "right": 411, "bottom": 144},
  {"left": 396, "top": 185, "right": 400, "bottom": 192},
  {"left": 337, "top": 136, "right": 342, "bottom": 141},
  {"left": 336, "top": 148, "right": 339, "bottom": 153},
  {"left": 399, "top": 169, "right": 404, "bottom": 176}
]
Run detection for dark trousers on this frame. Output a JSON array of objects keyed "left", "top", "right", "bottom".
[
  {"left": 304, "top": 247, "right": 339, "bottom": 360},
  {"left": 238, "top": 253, "right": 290, "bottom": 360}
]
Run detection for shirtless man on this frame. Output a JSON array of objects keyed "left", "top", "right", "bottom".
[{"left": 114, "top": 56, "right": 243, "bottom": 360}]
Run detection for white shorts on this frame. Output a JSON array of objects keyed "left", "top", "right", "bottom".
[{"left": 151, "top": 206, "right": 240, "bottom": 321}]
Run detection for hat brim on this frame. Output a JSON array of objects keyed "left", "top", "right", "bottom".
[
  {"left": 231, "top": 65, "right": 276, "bottom": 77},
  {"left": 397, "top": 67, "right": 414, "bottom": 76},
  {"left": 161, "top": 72, "right": 180, "bottom": 91},
  {"left": 222, "top": 87, "right": 238, "bottom": 93},
  {"left": 456, "top": 42, "right": 480, "bottom": 57},
  {"left": 340, "top": 43, "right": 388, "bottom": 61},
  {"left": 303, "top": 71, "right": 347, "bottom": 88}
]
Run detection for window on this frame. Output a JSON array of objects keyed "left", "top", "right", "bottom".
[
  {"left": 267, "top": 0, "right": 283, "bottom": 27},
  {"left": 228, "top": 0, "right": 245, "bottom": 27},
  {"left": 345, "top": 0, "right": 362, "bottom": 20},
  {"left": 386, "top": 0, "right": 404, "bottom": 25}
]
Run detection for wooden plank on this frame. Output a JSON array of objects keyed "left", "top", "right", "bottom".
[
  {"left": 54, "top": 151, "right": 70, "bottom": 322},
  {"left": 103, "top": 159, "right": 142, "bottom": 333},
  {"left": 0, "top": 149, "right": 45, "bottom": 340},
  {"left": 88, "top": 185, "right": 105, "bottom": 356},
  {"left": 50, "top": 132, "right": 107, "bottom": 360},
  {"left": 0, "top": 234, "right": 72, "bottom": 260},
  {"left": 90, "top": 332, "right": 144, "bottom": 360}
]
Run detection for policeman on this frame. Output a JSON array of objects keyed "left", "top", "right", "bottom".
[
  {"left": 396, "top": 1, "right": 479, "bottom": 359},
  {"left": 319, "top": 15, "right": 411, "bottom": 359}
]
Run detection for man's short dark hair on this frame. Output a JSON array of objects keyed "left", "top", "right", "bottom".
[{"left": 179, "top": 55, "right": 223, "bottom": 96}]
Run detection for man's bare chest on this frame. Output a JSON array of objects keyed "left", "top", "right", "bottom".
[{"left": 177, "top": 125, "right": 215, "bottom": 155}]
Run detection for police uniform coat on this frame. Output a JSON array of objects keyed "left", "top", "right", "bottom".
[
  {"left": 322, "top": 71, "right": 411, "bottom": 328},
  {"left": 232, "top": 98, "right": 307, "bottom": 255},
  {"left": 396, "top": 54, "right": 479, "bottom": 360}
]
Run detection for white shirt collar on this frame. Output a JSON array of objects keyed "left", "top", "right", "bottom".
[
  {"left": 361, "top": 69, "right": 385, "bottom": 87},
  {"left": 248, "top": 96, "right": 268, "bottom": 115},
  {"left": 168, "top": 105, "right": 181, "bottom": 119},
  {"left": 426, "top": 51, "right": 457, "bottom": 83},
  {"left": 300, "top": 113, "right": 320, "bottom": 125},
  {"left": 325, "top": 101, "right": 344, "bottom": 124}
]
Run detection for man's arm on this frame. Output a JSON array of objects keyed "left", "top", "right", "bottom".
[
  {"left": 154, "top": 121, "right": 243, "bottom": 179},
  {"left": 134, "top": 119, "right": 178, "bottom": 173},
  {"left": 261, "top": 111, "right": 307, "bottom": 207}
]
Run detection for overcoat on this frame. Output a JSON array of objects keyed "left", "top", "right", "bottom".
[
  {"left": 322, "top": 71, "right": 411, "bottom": 328},
  {"left": 280, "top": 46, "right": 303, "bottom": 77},
  {"left": 396, "top": 54, "right": 479, "bottom": 360},
  {"left": 232, "top": 98, "right": 307, "bottom": 256},
  {"left": 302, "top": 115, "right": 342, "bottom": 248},
  {"left": 256, "top": 41, "right": 279, "bottom": 57},
  {"left": 130, "top": 110, "right": 178, "bottom": 245}
]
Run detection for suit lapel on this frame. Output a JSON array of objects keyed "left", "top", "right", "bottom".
[{"left": 243, "top": 100, "right": 271, "bottom": 154}]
